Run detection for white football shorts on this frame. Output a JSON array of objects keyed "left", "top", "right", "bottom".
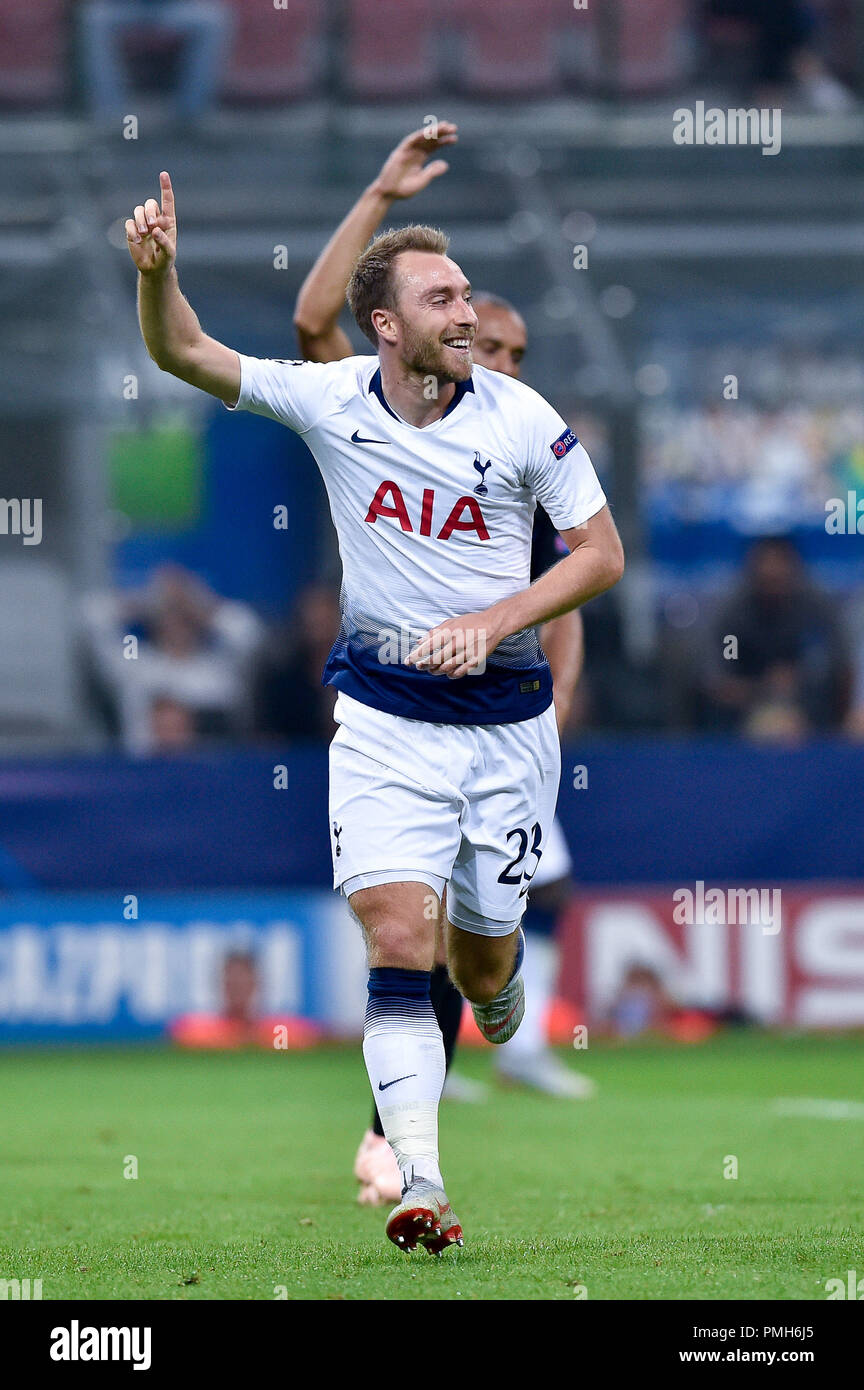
[{"left": 329, "top": 691, "right": 561, "bottom": 936}]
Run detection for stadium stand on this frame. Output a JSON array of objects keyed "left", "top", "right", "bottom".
[
  {"left": 344, "top": 0, "right": 441, "bottom": 99},
  {"left": 454, "top": 0, "right": 563, "bottom": 97},
  {"left": 0, "top": 0, "right": 67, "bottom": 106},
  {"left": 223, "top": 0, "right": 325, "bottom": 104},
  {"left": 617, "top": 0, "right": 691, "bottom": 93}
]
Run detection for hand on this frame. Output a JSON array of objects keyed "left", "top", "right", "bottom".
[
  {"left": 372, "top": 123, "right": 458, "bottom": 202},
  {"left": 405, "top": 607, "right": 507, "bottom": 680},
  {"left": 125, "top": 171, "right": 177, "bottom": 276}
]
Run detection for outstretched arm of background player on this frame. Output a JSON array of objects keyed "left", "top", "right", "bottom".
[
  {"left": 127, "top": 172, "right": 240, "bottom": 405},
  {"left": 406, "top": 505, "right": 623, "bottom": 680},
  {"left": 541, "top": 608, "right": 584, "bottom": 732},
  {"left": 293, "top": 123, "right": 458, "bottom": 363}
]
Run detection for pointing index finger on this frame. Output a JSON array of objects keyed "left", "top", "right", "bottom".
[{"left": 159, "top": 171, "right": 175, "bottom": 219}]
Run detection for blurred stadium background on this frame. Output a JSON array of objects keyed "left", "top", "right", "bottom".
[{"left": 1, "top": 0, "right": 863, "bottom": 1053}]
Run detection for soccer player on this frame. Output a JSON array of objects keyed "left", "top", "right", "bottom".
[
  {"left": 126, "top": 170, "right": 623, "bottom": 1253},
  {"left": 293, "top": 126, "right": 595, "bottom": 1208}
]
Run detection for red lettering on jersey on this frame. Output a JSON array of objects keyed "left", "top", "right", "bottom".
[
  {"left": 364, "top": 485, "right": 491, "bottom": 540},
  {"left": 419, "top": 488, "right": 434, "bottom": 537},
  {"left": 437, "top": 495, "right": 490, "bottom": 542},
  {"left": 365, "top": 480, "right": 413, "bottom": 532}
]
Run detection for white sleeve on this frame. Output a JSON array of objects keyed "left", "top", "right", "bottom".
[
  {"left": 224, "top": 353, "right": 334, "bottom": 434},
  {"left": 522, "top": 396, "right": 607, "bottom": 531}
]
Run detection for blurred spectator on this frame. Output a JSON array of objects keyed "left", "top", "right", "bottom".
[
  {"left": 563, "top": 587, "right": 662, "bottom": 735},
  {"left": 77, "top": 0, "right": 233, "bottom": 119},
  {"left": 81, "top": 563, "right": 263, "bottom": 753},
  {"left": 169, "top": 949, "right": 323, "bottom": 1048},
  {"left": 644, "top": 398, "right": 864, "bottom": 533},
  {"left": 609, "top": 963, "right": 674, "bottom": 1037},
  {"left": 657, "top": 591, "right": 714, "bottom": 731},
  {"left": 705, "top": 0, "right": 856, "bottom": 111},
  {"left": 255, "top": 582, "right": 341, "bottom": 742},
  {"left": 608, "top": 962, "right": 753, "bottom": 1040},
  {"left": 149, "top": 694, "right": 198, "bottom": 750},
  {"left": 220, "top": 948, "right": 257, "bottom": 1030},
  {"left": 702, "top": 537, "right": 851, "bottom": 737}
]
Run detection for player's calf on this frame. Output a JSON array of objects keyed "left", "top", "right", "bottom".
[
  {"left": 350, "top": 884, "right": 450, "bottom": 1223},
  {"left": 450, "top": 925, "right": 526, "bottom": 1045},
  {"left": 446, "top": 918, "right": 521, "bottom": 1002}
]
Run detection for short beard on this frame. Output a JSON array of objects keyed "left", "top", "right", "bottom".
[{"left": 398, "top": 320, "right": 471, "bottom": 384}]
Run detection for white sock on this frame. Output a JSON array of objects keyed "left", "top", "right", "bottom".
[
  {"left": 499, "top": 935, "right": 558, "bottom": 1060},
  {"left": 362, "top": 968, "right": 445, "bottom": 1192}
]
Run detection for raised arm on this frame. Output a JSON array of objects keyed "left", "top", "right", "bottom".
[
  {"left": 294, "top": 123, "right": 458, "bottom": 363},
  {"left": 127, "top": 171, "right": 240, "bottom": 405}
]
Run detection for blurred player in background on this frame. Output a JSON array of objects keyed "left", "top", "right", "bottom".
[{"left": 294, "top": 125, "right": 597, "bottom": 1210}]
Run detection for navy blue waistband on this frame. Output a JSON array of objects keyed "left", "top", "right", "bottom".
[{"left": 322, "top": 639, "right": 553, "bottom": 725}]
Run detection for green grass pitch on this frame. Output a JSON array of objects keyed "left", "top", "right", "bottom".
[{"left": 3, "top": 1033, "right": 862, "bottom": 1301}]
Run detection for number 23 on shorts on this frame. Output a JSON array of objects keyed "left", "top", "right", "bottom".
[{"left": 497, "top": 822, "right": 543, "bottom": 898}]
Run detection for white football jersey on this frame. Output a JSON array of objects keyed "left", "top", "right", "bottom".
[{"left": 227, "top": 354, "right": 606, "bottom": 724}]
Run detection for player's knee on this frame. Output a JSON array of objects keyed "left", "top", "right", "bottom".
[
  {"left": 449, "top": 961, "right": 505, "bottom": 1005},
  {"left": 367, "top": 922, "right": 430, "bottom": 970},
  {"left": 350, "top": 888, "right": 432, "bottom": 969}
]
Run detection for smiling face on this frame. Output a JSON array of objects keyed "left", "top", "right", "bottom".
[
  {"left": 472, "top": 301, "right": 527, "bottom": 379},
  {"left": 373, "top": 250, "right": 478, "bottom": 383}
]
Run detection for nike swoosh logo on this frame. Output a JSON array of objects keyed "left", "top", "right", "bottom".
[
  {"left": 351, "top": 430, "right": 390, "bottom": 445},
  {"left": 378, "top": 1073, "right": 418, "bottom": 1091},
  {"left": 484, "top": 1001, "right": 521, "bottom": 1037}
]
